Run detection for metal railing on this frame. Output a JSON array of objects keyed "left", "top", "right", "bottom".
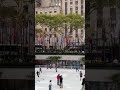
[
  {"left": 35, "top": 45, "right": 85, "bottom": 55},
  {"left": 35, "top": 65, "right": 85, "bottom": 70}
]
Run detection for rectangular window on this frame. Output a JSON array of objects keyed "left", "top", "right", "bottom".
[
  {"left": 81, "top": 0, "right": 83, "bottom": 4},
  {"left": 54, "top": 10, "right": 57, "bottom": 13},
  {"left": 54, "top": 34, "right": 56, "bottom": 37},
  {"left": 76, "top": 11, "right": 78, "bottom": 14},
  {"left": 65, "top": 2, "right": 67, "bottom": 14},
  {"left": 81, "top": 9, "right": 83, "bottom": 15},
  {"left": 49, "top": 10, "right": 52, "bottom": 13},
  {"left": 75, "top": 1, "right": 78, "bottom": 5},
  {"left": 81, "top": 5, "right": 83, "bottom": 9},
  {"left": 70, "top": 1, "right": 73, "bottom": 5},
  {"left": 76, "top": 7, "right": 78, "bottom": 10},
  {"left": 40, "top": 12, "right": 42, "bottom": 14},
  {"left": 45, "top": 11, "right": 47, "bottom": 14},
  {"left": 70, "top": 8, "right": 73, "bottom": 13}
]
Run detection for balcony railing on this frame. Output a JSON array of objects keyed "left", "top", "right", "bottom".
[{"left": 35, "top": 45, "right": 85, "bottom": 55}]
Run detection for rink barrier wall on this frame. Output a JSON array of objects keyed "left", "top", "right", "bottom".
[{"left": 35, "top": 65, "right": 85, "bottom": 70}]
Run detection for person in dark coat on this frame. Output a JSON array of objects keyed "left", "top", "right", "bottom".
[
  {"left": 48, "top": 80, "right": 52, "bottom": 90},
  {"left": 40, "top": 67, "right": 42, "bottom": 73},
  {"left": 81, "top": 77, "right": 85, "bottom": 90},
  {"left": 80, "top": 64, "right": 83, "bottom": 69},
  {"left": 80, "top": 71, "right": 83, "bottom": 81},
  {"left": 36, "top": 71, "right": 39, "bottom": 77},
  {"left": 55, "top": 64, "right": 57, "bottom": 72},
  {"left": 47, "top": 64, "right": 48, "bottom": 69},
  {"left": 60, "top": 75, "right": 63, "bottom": 88},
  {"left": 76, "top": 67, "right": 78, "bottom": 72}
]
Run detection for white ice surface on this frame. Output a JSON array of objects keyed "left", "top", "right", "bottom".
[{"left": 35, "top": 68, "right": 85, "bottom": 90}]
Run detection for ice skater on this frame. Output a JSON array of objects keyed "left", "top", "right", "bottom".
[
  {"left": 50, "top": 64, "right": 52, "bottom": 69},
  {"left": 80, "top": 64, "right": 83, "bottom": 69},
  {"left": 76, "top": 67, "right": 79, "bottom": 72},
  {"left": 36, "top": 71, "right": 39, "bottom": 77},
  {"left": 47, "top": 64, "right": 48, "bottom": 69},
  {"left": 56, "top": 74, "right": 60, "bottom": 85},
  {"left": 81, "top": 76, "right": 85, "bottom": 90},
  {"left": 80, "top": 71, "right": 83, "bottom": 81},
  {"left": 55, "top": 64, "right": 57, "bottom": 72},
  {"left": 49, "top": 80, "right": 52, "bottom": 90},
  {"left": 40, "top": 67, "right": 42, "bottom": 73},
  {"left": 60, "top": 75, "right": 63, "bottom": 88}
]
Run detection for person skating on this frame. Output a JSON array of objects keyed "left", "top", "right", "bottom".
[
  {"left": 47, "top": 64, "right": 48, "bottom": 69},
  {"left": 48, "top": 80, "right": 52, "bottom": 90},
  {"left": 55, "top": 64, "right": 57, "bottom": 72},
  {"left": 81, "top": 76, "right": 85, "bottom": 90},
  {"left": 80, "top": 64, "right": 83, "bottom": 69},
  {"left": 80, "top": 71, "right": 83, "bottom": 81},
  {"left": 40, "top": 67, "right": 42, "bottom": 73},
  {"left": 50, "top": 64, "right": 52, "bottom": 69},
  {"left": 36, "top": 71, "right": 39, "bottom": 77},
  {"left": 60, "top": 75, "right": 63, "bottom": 88},
  {"left": 56, "top": 74, "right": 60, "bottom": 85},
  {"left": 76, "top": 67, "right": 78, "bottom": 72}
]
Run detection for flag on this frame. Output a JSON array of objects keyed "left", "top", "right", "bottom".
[
  {"left": 61, "top": 35, "right": 63, "bottom": 48},
  {"left": 41, "top": 36, "right": 44, "bottom": 46},
  {"left": 72, "top": 36, "right": 74, "bottom": 44},
  {"left": 65, "top": 36, "right": 68, "bottom": 45},
  {"left": 78, "top": 38, "right": 79, "bottom": 45}
]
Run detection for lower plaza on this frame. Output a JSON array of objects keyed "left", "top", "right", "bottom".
[{"left": 35, "top": 67, "right": 85, "bottom": 90}]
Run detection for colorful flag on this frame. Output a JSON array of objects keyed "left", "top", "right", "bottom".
[{"left": 65, "top": 36, "right": 68, "bottom": 45}]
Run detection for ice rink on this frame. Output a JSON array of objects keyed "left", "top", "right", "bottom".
[{"left": 35, "top": 68, "right": 85, "bottom": 90}]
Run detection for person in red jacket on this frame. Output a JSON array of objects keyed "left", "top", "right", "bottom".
[{"left": 56, "top": 74, "right": 60, "bottom": 85}]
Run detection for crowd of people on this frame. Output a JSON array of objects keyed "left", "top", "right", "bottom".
[{"left": 36, "top": 66, "right": 85, "bottom": 90}]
